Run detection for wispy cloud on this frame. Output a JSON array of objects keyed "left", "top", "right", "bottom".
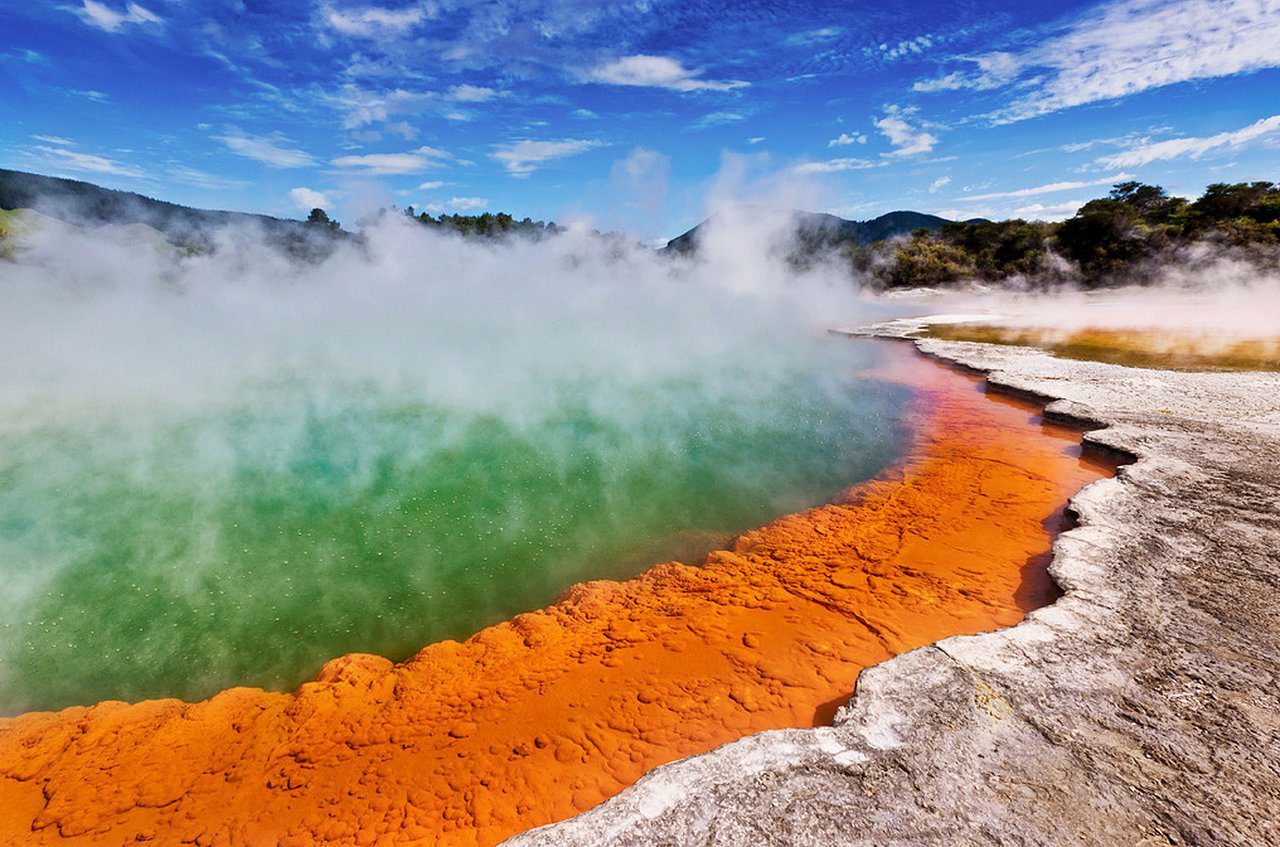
[
  {"left": 216, "top": 129, "right": 317, "bottom": 168},
  {"left": 912, "top": 53, "right": 1019, "bottom": 92},
  {"left": 324, "top": 85, "right": 436, "bottom": 130},
  {"left": 1012, "top": 199, "right": 1088, "bottom": 221},
  {"left": 491, "top": 139, "right": 604, "bottom": 176},
  {"left": 423, "top": 196, "right": 489, "bottom": 213},
  {"left": 167, "top": 165, "right": 251, "bottom": 191},
  {"left": 1098, "top": 115, "right": 1280, "bottom": 167},
  {"left": 587, "top": 55, "right": 748, "bottom": 92},
  {"left": 914, "top": 0, "right": 1280, "bottom": 122},
  {"left": 32, "top": 134, "right": 76, "bottom": 146},
  {"left": 68, "top": 0, "right": 161, "bottom": 33},
  {"left": 790, "top": 157, "right": 880, "bottom": 175},
  {"left": 956, "top": 173, "right": 1132, "bottom": 201},
  {"left": 31, "top": 143, "right": 147, "bottom": 178},
  {"left": 784, "top": 27, "right": 842, "bottom": 47},
  {"left": 875, "top": 106, "right": 937, "bottom": 157},
  {"left": 929, "top": 175, "right": 952, "bottom": 193},
  {"left": 689, "top": 111, "right": 748, "bottom": 131},
  {"left": 417, "top": 180, "right": 448, "bottom": 190},
  {"left": 447, "top": 84, "right": 499, "bottom": 103},
  {"left": 330, "top": 145, "right": 456, "bottom": 175}
]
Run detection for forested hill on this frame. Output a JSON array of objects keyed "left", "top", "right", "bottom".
[
  {"left": 663, "top": 209, "right": 952, "bottom": 255},
  {"left": 0, "top": 169, "right": 316, "bottom": 234},
  {"left": 865, "top": 180, "right": 1280, "bottom": 289}
]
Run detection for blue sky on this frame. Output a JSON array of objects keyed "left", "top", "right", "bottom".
[{"left": 2, "top": 0, "right": 1278, "bottom": 238}]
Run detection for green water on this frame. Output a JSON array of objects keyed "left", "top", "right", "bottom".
[{"left": 0, "top": 349, "right": 909, "bottom": 714}]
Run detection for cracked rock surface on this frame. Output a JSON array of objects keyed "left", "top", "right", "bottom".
[{"left": 508, "top": 317, "right": 1280, "bottom": 847}]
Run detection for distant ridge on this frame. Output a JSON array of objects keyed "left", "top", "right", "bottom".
[
  {"left": 0, "top": 168, "right": 343, "bottom": 255},
  {"left": 0, "top": 169, "right": 312, "bottom": 232},
  {"left": 663, "top": 208, "right": 951, "bottom": 255}
]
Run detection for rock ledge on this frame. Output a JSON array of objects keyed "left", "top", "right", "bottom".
[{"left": 507, "top": 317, "right": 1280, "bottom": 847}]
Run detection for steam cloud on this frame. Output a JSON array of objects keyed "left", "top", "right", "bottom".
[{"left": 0, "top": 208, "right": 909, "bottom": 712}]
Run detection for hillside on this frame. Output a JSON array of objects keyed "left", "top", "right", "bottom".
[
  {"left": 663, "top": 208, "right": 950, "bottom": 255},
  {"left": 0, "top": 168, "right": 343, "bottom": 255}
]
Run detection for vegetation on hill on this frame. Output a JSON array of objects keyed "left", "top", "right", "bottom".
[
  {"left": 0, "top": 168, "right": 345, "bottom": 258},
  {"left": 4, "top": 168, "right": 1276, "bottom": 289},
  {"left": 863, "top": 180, "right": 1280, "bottom": 289},
  {"left": 403, "top": 206, "right": 562, "bottom": 238}
]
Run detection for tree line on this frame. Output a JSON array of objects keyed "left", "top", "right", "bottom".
[{"left": 858, "top": 181, "right": 1280, "bottom": 288}]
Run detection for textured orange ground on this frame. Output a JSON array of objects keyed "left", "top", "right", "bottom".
[{"left": 0, "top": 343, "right": 1113, "bottom": 847}]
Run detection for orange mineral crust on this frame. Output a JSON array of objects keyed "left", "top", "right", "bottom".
[{"left": 0, "top": 343, "right": 1113, "bottom": 847}]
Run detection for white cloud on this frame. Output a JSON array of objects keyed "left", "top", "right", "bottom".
[
  {"left": 289, "top": 187, "right": 331, "bottom": 211},
  {"left": 417, "top": 180, "right": 447, "bottom": 190},
  {"left": 216, "top": 129, "right": 317, "bottom": 168},
  {"left": 874, "top": 107, "right": 937, "bottom": 157},
  {"left": 587, "top": 55, "right": 748, "bottom": 92},
  {"left": 1011, "top": 199, "right": 1088, "bottom": 221},
  {"left": 828, "top": 132, "right": 867, "bottom": 147},
  {"left": 491, "top": 139, "right": 604, "bottom": 176},
  {"left": 790, "top": 157, "right": 880, "bottom": 175},
  {"left": 747, "top": 136, "right": 766, "bottom": 144},
  {"left": 330, "top": 145, "right": 455, "bottom": 175},
  {"left": 956, "top": 173, "right": 1133, "bottom": 201},
  {"left": 322, "top": 3, "right": 427, "bottom": 37},
  {"left": 1098, "top": 115, "right": 1280, "bottom": 167},
  {"left": 32, "top": 144, "right": 147, "bottom": 178},
  {"left": 914, "top": 0, "right": 1280, "bottom": 122},
  {"left": 31, "top": 134, "right": 75, "bottom": 146},
  {"left": 929, "top": 176, "right": 952, "bottom": 193},
  {"left": 70, "top": 0, "right": 161, "bottom": 32}
]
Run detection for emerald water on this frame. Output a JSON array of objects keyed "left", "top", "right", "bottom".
[{"left": 0, "top": 220, "right": 911, "bottom": 714}]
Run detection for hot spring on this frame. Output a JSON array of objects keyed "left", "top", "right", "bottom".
[{"left": 0, "top": 216, "right": 910, "bottom": 714}]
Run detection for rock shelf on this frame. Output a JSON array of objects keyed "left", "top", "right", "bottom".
[{"left": 510, "top": 318, "right": 1280, "bottom": 847}]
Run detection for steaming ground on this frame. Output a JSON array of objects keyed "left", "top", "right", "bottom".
[{"left": 0, "top": 215, "right": 910, "bottom": 714}]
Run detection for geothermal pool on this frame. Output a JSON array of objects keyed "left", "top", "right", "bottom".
[
  {"left": 0, "top": 339, "right": 909, "bottom": 714},
  {"left": 0, "top": 339, "right": 1114, "bottom": 847}
]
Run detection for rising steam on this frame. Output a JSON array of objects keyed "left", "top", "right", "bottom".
[{"left": 0, "top": 209, "right": 909, "bottom": 713}]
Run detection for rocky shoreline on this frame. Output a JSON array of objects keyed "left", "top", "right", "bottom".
[{"left": 509, "top": 317, "right": 1280, "bottom": 846}]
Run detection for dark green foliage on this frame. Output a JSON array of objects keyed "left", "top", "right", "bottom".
[
  {"left": 873, "top": 179, "right": 1280, "bottom": 289},
  {"left": 306, "top": 207, "right": 341, "bottom": 231},
  {"left": 410, "top": 208, "right": 561, "bottom": 239}
]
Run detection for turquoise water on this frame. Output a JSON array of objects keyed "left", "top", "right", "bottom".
[{"left": 0, "top": 343, "right": 910, "bottom": 714}]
